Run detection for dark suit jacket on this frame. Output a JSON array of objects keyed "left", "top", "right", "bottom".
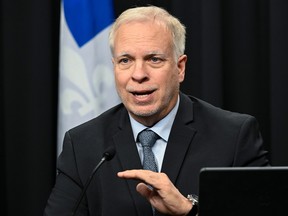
[{"left": 44, "top": 93, "right": 269, "bottom": 216}]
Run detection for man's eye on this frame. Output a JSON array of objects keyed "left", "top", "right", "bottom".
[
  {"left": 148, "top": 56, "right": 166, "bottom": 64},
  {"left": 119, "top": 58, "right": 130, "bottom": 64},
  {"left": 150, "top": 57, "right": 161, "bottom": 63}
]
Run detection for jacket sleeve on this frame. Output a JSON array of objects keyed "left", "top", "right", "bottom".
[
  {"left": 43, "top": 131, "right": 89, "bottom": 216},
  {"left": 233, "top": 115, "right": 269, "bottom": 166}
]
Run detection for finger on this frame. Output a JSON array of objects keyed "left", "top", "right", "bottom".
[
  {"left": 136, "top": 182, "right": 153, "bottom": 198},
  {"left": 118, "top": 170, "right": 171, "bottom": 193},
  {"left": 117, "top": 169, "right": 156, "bottom": 182}
]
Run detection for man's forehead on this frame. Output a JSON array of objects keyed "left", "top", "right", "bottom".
[{"left": 114, "top": 51, "right": 166, "bottom": 58}]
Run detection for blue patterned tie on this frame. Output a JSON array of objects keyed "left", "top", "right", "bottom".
[
  {"left": 138, "top": 129, "right": 159, "bottom": 172},
  {"left": 138, "top": 129, "right": 159, "bottom": 215}
]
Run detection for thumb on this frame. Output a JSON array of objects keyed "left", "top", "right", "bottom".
[{"left": 136, "top": 182, "right": 154, "bottom": 198}]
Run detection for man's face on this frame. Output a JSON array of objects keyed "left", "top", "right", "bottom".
[{"left": 112, "top": 21, "right": 187, "bottom": 126}]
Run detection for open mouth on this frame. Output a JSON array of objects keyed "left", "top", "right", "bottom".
[{"left": 132, "top": 90, "right": 155, "bottom": 97}]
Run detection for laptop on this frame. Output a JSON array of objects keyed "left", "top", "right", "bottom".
[{"left": 198, "top": 167, "right": 288, "bottom": 216}]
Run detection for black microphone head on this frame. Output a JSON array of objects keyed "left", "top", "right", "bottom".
[{"left": 102, "top": 146, "right": 116, "bottom": 161}]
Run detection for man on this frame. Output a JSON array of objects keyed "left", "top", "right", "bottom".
[{"left": 44, "top": 6, "right": 269, "bottom": 216}]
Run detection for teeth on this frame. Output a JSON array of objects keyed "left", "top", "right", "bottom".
[{"left": 135, "top": 94, "right": 149, "bottom": 97}]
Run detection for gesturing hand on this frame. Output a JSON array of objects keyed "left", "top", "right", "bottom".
[{"left": 117, "top": 170, "right": 193, "bottom": 216}]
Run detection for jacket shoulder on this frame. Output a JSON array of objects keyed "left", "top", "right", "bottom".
[
  {"left": 181, "top": 94, "right": 257, "bottom": 132},
  {"left": 68, "top": 103, "right": 126, "bottom": 136}
]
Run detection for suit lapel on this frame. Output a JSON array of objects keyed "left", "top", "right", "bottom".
[
  {"left": 161, "top": 93, "right": 197, "bottom": 184},
  {"left": 112, "top": 94, "right": 196, "bottom": 215},
  {"left": 113, "top": 109, "right": 153, "bottom": 216}
]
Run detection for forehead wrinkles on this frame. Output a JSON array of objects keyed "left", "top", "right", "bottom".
[
  {"left": 114, "top": 23, "right": 172, "bottom": 58},
  {"left": 117, "top": 30, "right": 165, "bottom": 46}
]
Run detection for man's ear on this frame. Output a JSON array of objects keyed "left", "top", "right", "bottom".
[{"left": 177, "top": 54, "right": 187, "bottom": 83}]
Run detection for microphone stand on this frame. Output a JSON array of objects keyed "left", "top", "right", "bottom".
[{"left": 71, "top": 147, "right": 115, "bottom": 216}]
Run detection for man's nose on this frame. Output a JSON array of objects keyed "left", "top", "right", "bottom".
[{"left": 131, "top": 61, "right": 148, "bottom": 82}]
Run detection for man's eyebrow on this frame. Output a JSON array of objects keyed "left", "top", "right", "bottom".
[
  {"left": 144, "top": 53, "right": 167, "bottom": 60},
  {"left": 114, "top": 53, "right": 131, "bottom": 58},
  {"left": 146, "top": 50, "right": 164, "bottom": 55},
  {"left": 146, "top": 52, "right": 166, "bottom": 57}
]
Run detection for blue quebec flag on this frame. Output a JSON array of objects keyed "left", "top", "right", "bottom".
[{"left": 58, "top": 0, "right": 119, "bottom": 155}]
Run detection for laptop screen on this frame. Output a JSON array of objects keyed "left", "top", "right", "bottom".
[{"left": 198, "top": 167, "right": 288, "bottom": 216}]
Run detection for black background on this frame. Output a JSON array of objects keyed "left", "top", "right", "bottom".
[{"left": 1, "top": 0, "right": 287, "bottom": 215}]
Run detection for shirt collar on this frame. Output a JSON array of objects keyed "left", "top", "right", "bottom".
[{"left": 129, "top": 95, "right": 180, "bottom": 142}]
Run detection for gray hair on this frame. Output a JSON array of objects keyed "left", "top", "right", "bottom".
[{"left": 109, "top": 6, "right": 186, "bottom": 59}]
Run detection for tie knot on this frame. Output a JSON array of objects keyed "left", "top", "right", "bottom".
[{"left": 138, "top": 129, "right": 159, "bottom": 148}]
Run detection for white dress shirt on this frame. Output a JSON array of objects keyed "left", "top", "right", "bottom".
[{"left": 129, "top": 95, "right": 180, "bottom": 172}]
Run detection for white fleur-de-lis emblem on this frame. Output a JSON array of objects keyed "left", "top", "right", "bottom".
[{"left": 59, "top": 45, "right": 118, "bottom": 118}]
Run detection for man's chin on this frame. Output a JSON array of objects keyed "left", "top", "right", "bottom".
[{"left": 131, "top": 109, "right": 157, "bottom": 117}]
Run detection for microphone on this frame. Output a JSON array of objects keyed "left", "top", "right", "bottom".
[{"left": 71, "top": 146, "right": 116, "bottom": 216}]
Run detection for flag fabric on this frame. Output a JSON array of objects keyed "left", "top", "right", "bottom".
[{"left": 57, "top": 0, "right": 120, "bottom": 155}]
